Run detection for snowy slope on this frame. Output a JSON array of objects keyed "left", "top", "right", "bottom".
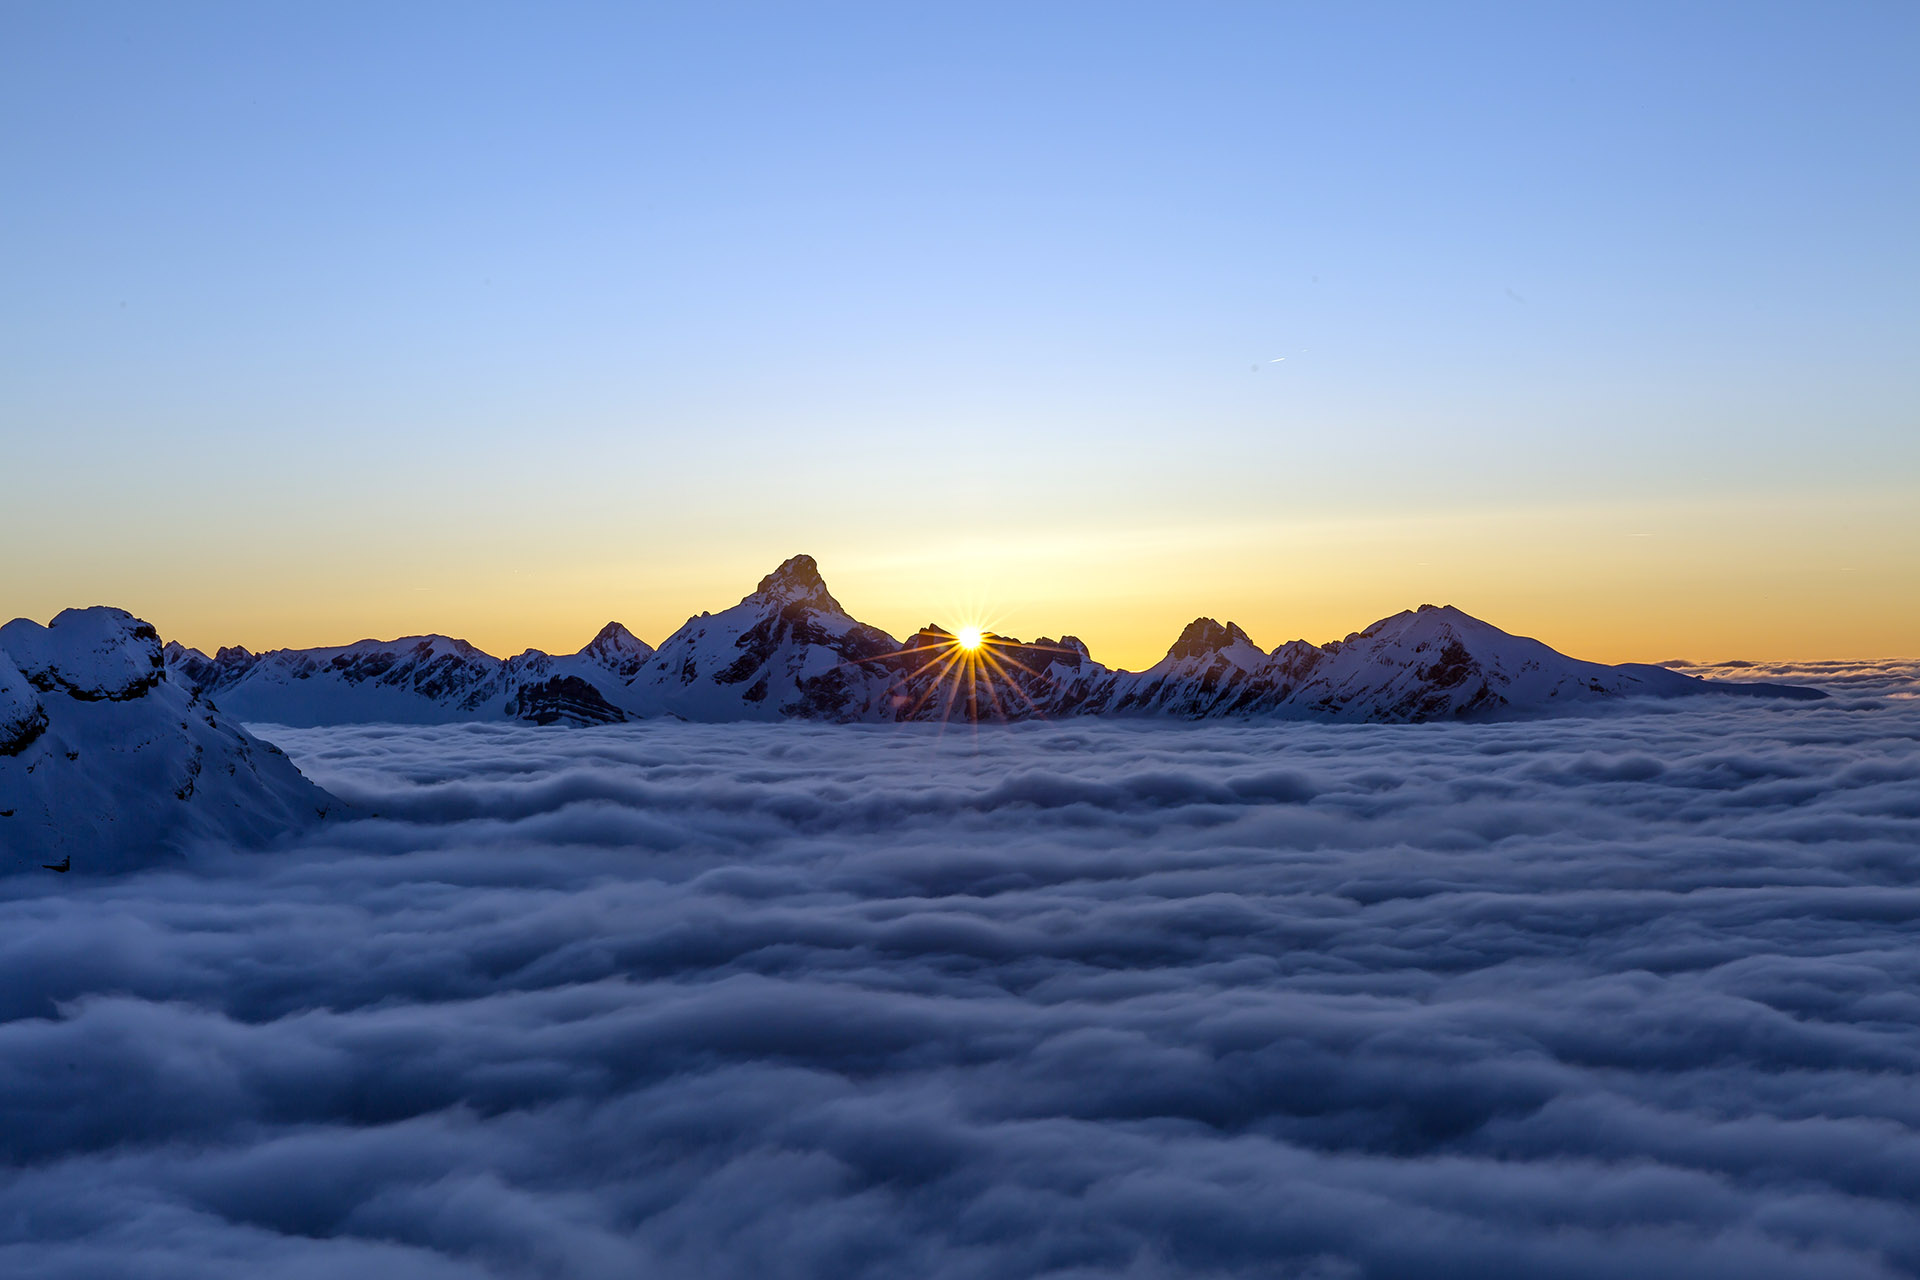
[{"left": 1, "top": 609, "right": 336, "bottom": 873}]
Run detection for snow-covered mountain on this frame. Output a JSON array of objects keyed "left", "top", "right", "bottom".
[
  {"left": 166, "top": 620, "right": 655, "bottom": 727},
  {"left": 1270, "top": 604, "right": 1678, "bottom": 721},
  {"left": 9, "top": 572, "right": 1820, "bottom": 871},
  {"left": 499, "top": 623, "right": 658, "bottom": 726},
  {"left": 623, "top": 555, "right": 904, "bottom": 722},
  {"left": 1045, "top": 604, "right": 1820, "bottom": 722},
  {"left": 161, "top": 554, "right": 1824, "bottom": 729},
  {"left": 1, "top": 608, "right": 336, "bottom": 873},
  {"left": 166, "top": 633, "right": 511, "bottom": 725},
  {"left": 1057, "top": 618, "right": 1276, "bottom": 719}
]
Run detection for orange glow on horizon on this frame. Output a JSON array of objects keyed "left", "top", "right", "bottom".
[{"left": 7, "top": 489, "right": 1913, "bottom": 673}]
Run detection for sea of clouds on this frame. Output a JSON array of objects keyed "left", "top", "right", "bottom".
[{"left": 1, "top": 660, "right": 1917, "bottom": 1279}]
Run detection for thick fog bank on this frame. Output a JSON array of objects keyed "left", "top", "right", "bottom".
[{"left": 1, "top": 662, "right": 1917, "bottom": 1278}]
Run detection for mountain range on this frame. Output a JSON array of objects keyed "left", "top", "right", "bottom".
[
  {"left": 1, "top": 556, "right": 1829, "bottom": 871},
  {"left": 162, "top": 554, "right": 1823, "bottom": 727}
]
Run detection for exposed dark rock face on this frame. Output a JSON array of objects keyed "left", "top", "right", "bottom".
[
  {"left": 1165, "top": 618, "right": 1257, "bottom": 661},
  {"left": 163, "top": 642, "right": 263, "bottom": 699},
  {"left": 507, "top": 676, "right": 628, "bottom": 726},
  {"left": 326, "top": 638, "right": 496, "bottom": 705},
  {"left": 1396, "top": 637, "right": 1504, "bottom": 720},
  {"left": 754, "top": 554, "right": 842, "bottom": 611},
  {"left": 726, "top": 595, "right": 898, "bottom": 720}
]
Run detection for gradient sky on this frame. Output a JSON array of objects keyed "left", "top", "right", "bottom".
[{"left": 3, "top": 2, "right": 1915, "bottom": 670}]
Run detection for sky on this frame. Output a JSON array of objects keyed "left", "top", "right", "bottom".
[{"left": 2, "top": 1, "right": 1915, "bottom": 669}]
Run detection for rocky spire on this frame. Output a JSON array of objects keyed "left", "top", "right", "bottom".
[
  {"left": 580, "top": 621, "right": 654, "bottom": 678},
  {"left": 1164, "top": 617, "right": 1257, "bottom": 663},
  {"left": 584, "top": 621, "right": 649, "bottom": 655},
  {"left": 751, "top": 554, "right": 844, "bottom": 613}
]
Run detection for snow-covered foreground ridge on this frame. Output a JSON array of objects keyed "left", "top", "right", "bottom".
[
  {"left": 0, "top": 608, "right": 335, "bottom": 872},
  {"left": 161, "top": 554, "right": 1823, "bottom": 727}
]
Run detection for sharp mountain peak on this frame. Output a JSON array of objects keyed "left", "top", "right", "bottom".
[
  {"left": 752, "top": 554, "right": 845, "bottom": 613},
  {"left": 1166, "top": 617, "right": 1259, "bottom": 662}
]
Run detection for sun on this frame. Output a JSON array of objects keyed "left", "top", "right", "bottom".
[{"left": 955, "top": 626, "right": 984, "bottom": 651}]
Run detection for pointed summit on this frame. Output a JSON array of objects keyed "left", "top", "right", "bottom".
[
  {"left": 583, "top": 620, "right": 649, "bottom": 656},
  {"left": 638, "top": 554, "right": 899, "bottom": 722},
  {"left": 579, "top": 621, "right": 654, "bottom": 680},
  {"left": 751, "top": 554, "right": 844, "bottom": 613},
  {"left": 1165, "top": 618, "right": 1258, "bottom": 662}
]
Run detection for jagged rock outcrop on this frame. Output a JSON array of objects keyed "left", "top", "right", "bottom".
[
  {"left": 162, "top": 642, "right": 259, "bottom": 694},
  {"left": 2, "top": 608, "right": 337, "bottom": 873},
  {"left": 505, "top": 675, "right": 628, "bottom": 726}
]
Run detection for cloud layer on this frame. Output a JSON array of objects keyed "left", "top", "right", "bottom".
[{"left": 2, "top": 666, "right": 1918, "bottom": 1278}]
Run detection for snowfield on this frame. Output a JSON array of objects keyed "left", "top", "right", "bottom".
[{"left": 0, "top": 659, "right": 1917, "bottom": 1278}]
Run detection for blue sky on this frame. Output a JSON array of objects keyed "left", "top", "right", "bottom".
[{"left": 3, "top": 2, "right": 1915, "bottom": 664}]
